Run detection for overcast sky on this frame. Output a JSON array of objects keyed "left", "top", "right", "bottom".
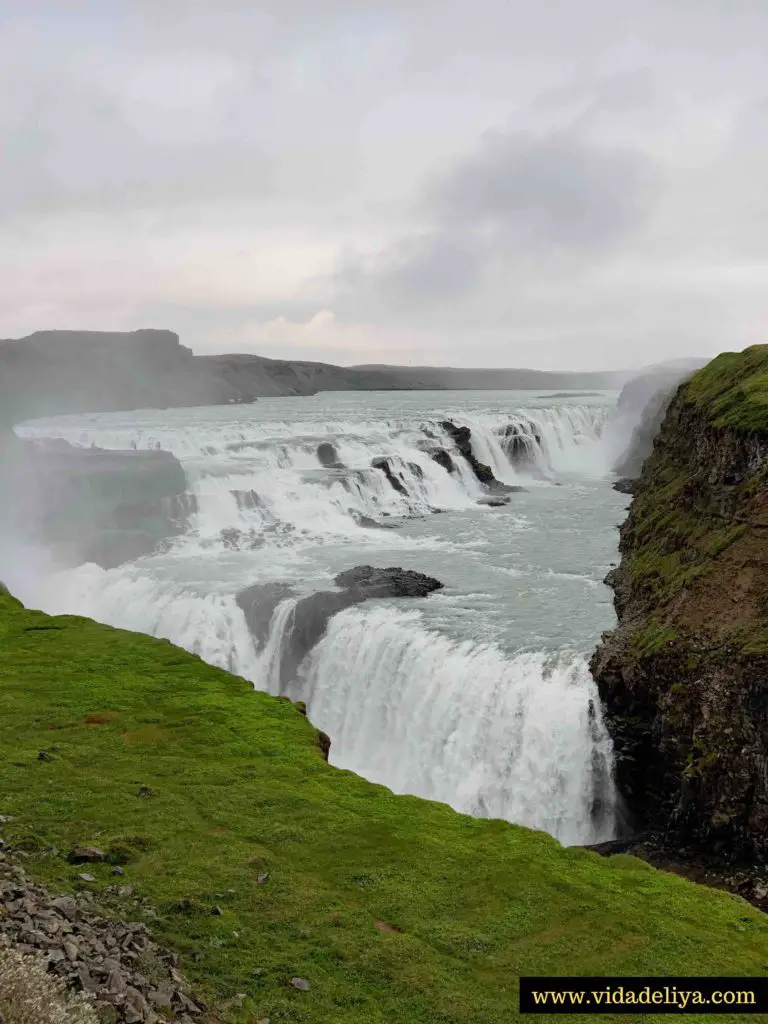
[{"left": 2, "top": 1, "right": 768, "bottom": 369}]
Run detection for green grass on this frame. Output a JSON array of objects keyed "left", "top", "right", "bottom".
[
  {"left": 1, "top": 590, "right": 768, "bottom": 1024},
  {"left": 684, "top": 344, "right": 768, "bottom": 432}
]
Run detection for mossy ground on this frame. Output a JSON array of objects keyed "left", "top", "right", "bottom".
[
  {"left": 2, "top": 591, "right": 768, "bottom": 1023},
  {"left": 685, "top": 344, "right": 768, "bottom": 432},
  {"left": 619, "top": 349, "right": 768, "bottom": 640}
]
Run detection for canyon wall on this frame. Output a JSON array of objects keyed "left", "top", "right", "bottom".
[{"left": 592, "top": 346, "right": 768, "bottom": 858}]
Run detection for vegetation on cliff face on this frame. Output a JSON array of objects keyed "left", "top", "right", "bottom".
[
  {"left": 2, "top": 590, "right": 768, "bottom": 1023},
  {"left": 592, "top": 345, "right": 768, "bottom": 855}
]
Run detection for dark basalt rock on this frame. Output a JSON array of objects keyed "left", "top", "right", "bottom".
[
  {"left": 333, "top": 565, "right": 443, "bottom": 597},
  {"left": 0, "top": 844, "right": 207, "bottom": 1023},
  {"left": 236, "top": 582, "right": 296, "bottom": 647},
  {"left": 579, "top": 835, "right": 648, "bottom": 857},
  {"left": 476, "top": 496, "right": 510, "bottom": 507},
  {"left": 502, "top": 421, "right": 542, "bottom": 469},
  {"left": 428, "top": 448, "right": 456, "bottom": 474},
  {"left": 351, "top": 513, "right": 399, "bottom": 530},
  {"left": 592, "top": 370, "right": 768, "bottom": 860},
  {"left": 231, "top": 488, "right": 261, "bottom": 510},
  {"left": 612, "top": 477, "right": 637, "bottom": 495},
  {"left": 371, "top": 456, "right": 408, "bottom": 495},
  {"left": 440, "top": 421, "right": 496, "bottom": 487},
  {"left": 317, "top": 442, "right": 344, "bottom": 469}
]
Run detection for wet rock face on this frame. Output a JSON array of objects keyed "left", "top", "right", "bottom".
[
  {"left": 439, "top": 421, "right": 497, "bottom": 487},
  {"left": 236, "top": 582, "right": 296, "bottom": 647},
  {"left": 1, "top": 438, "right": 190, "bottom": 570},
  {"left": 231, "top": 488, "right": 260, "bottom": 511},
  {"left": 612, "top": 478, "right": 637, "bottom": 495},
  {"left": 428, "top": 448, "right": 456, "bottom": 474},
  {"left": 501, "top": 422, "right": 541, "bottom": 470},
  {"left": 371, "top": 457, "right": 408, "bottom": 495}
]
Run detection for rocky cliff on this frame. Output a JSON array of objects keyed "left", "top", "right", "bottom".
[
  {"left": 592, "top": 346, "right": 768, "bottom": 859},
  {"left": 0, "top": 432, "right": 191, "bottom": 569}
]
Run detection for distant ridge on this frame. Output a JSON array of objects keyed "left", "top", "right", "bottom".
[{"left": 0, "top": 327, "right": 641, "bottom": 424}]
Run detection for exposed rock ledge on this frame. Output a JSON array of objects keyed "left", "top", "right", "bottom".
[
  {"left": 591, "top": 346, "right": 768, "bottom": 860},
  {"left": 0, "top": 434, "right": 191, "bottom": 569}
]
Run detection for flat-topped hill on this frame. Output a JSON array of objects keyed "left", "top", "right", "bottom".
[{"left": 1, "top": 328, "right": 628, "bottom": 423}]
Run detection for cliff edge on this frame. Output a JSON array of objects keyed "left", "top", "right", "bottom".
[{"left": 592, "top": 345, "right": 768, "bottom": 858}]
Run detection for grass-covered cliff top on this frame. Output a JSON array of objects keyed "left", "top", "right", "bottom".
[
  {"left": 2, "top": 590, "right": 768, "bottom": 1023},
  {"left": 684, "top": 344, "right": 768, "bottom": 432},
  {"left": 613, "top": 346, "right": 768, "bottom": 653}
]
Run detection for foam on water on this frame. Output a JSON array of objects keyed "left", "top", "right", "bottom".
[{"left": 280, "top": 604, "right": 615, "bottom": 845}]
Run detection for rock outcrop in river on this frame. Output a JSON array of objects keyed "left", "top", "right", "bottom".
[
  {"left": 237, "top": 567, "right": 443, "bottom": 691},
  {"left": 592, "top": 346, "right": 768, "bottom": 858}
]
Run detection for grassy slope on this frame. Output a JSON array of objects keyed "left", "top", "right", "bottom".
[
  {"left": 618, "top": 345, "right": 768, "bottom": 654},
  {"left": 685, "top": 344, "right": 768, "bottom": 432},
  {"left": 1, "top": 591, "right": 768, "bottom": 1024}
]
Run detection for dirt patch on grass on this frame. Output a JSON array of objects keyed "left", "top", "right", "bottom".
[
  {"left": 85, "top": 712, "right": 122, "bottom": 726},
  {"left": 373, "top": 920, "right": 402, "bottom": 934}
]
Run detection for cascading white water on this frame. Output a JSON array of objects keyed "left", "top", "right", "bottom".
[
  {"left": 17, "top": 403, "right": 610, "bottom": 546},
  {"left": 284, "top": 604, "right": 616, "bottom": 845},
  {"left": 10, "top": 391, "right": 622, "bottom": 848}
]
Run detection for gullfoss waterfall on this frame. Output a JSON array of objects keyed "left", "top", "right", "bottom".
[{"left": 11, "top": 390, "right": 625, "bottom": 846}]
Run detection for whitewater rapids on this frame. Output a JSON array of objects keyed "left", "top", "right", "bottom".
[{"left": 10, "top": 389, "right": 626, "bottom": 846}]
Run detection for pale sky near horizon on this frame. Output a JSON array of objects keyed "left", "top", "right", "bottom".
[{"left": 2, "top": 1, "right": 768, "bottom": 370}]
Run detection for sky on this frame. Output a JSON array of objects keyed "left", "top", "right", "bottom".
[{"left": 2, "top": 1, "right": 768, "bottom": 370}]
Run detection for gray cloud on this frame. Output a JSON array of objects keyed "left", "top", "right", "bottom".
[
  {"left": 2, "top": 1, "right": 768, "bottom": 369},
  {"left": 334, "top": 125, "right": 661, "bottom": 322},
  {"left": 431, "top": 130, "right": 659, "bottom": 249}
]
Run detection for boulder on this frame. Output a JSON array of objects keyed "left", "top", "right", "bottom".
[
  {"left": 68, "top": 846, "right": 106, "bottom": 864},
  {"left": 317, "top": 442, "right": 344, "bottom": 469},
  {"left": 334, "top": 565, "right": 443, "bottom": 598},
  {"left": 476, "top": 496, "right": 510, "bottom": 507},
  {"left": 612, "top": 478, "right": 636, "bottom": 495}
]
